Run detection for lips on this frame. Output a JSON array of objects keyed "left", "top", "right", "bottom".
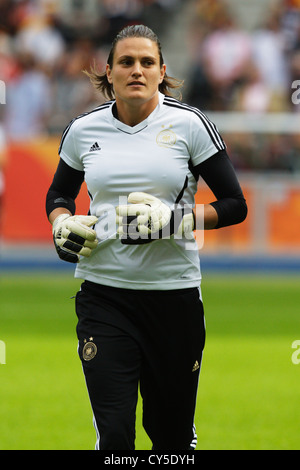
[{"left": 128, "top": 81, "right": 145, "bottom": 86}]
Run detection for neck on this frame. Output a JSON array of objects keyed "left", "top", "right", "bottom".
[{"left": 114, "top": 95, "right": 159, "bottom": 127}]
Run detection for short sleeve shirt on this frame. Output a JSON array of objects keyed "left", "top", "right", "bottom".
[{"left": 59, "top": 93, "right": 225, "bottom": 290}]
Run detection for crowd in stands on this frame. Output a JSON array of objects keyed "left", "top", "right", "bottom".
[
  {"left": 185, "top": 0, "right": 300, "bottom": 172},
  {"left": 0, "top": 0, "right": 300, "bottom": 172},
  {"left": 0, "top": 0, "right": 182, "bottom": 139},
  {"left": 186, "top": 0, "right": 300, "bottom": 113}
]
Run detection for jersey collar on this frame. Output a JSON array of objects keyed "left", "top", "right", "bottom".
[{"left": 110, "top": 92, "right": 164, "bottom": 135}]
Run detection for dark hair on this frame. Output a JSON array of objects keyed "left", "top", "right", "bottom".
[{"left": 84, "top": 24, "right": 183, "bottom": 100}]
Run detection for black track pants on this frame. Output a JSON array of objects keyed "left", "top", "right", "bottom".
[{"left": 76, "top": 281, "right": 206, "bottom": 450}]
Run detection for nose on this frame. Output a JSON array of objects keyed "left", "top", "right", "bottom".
[{"left": 131, "top": 61, "right": 142, "bottom": 77}]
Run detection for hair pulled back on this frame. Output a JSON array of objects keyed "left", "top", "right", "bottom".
[{"left": 84, "top": 24, "right": 183, "bottom": 100}]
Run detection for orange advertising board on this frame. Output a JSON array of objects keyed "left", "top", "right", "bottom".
[{"left": 2, "top": 137, "right": 89, "bottom": 242}]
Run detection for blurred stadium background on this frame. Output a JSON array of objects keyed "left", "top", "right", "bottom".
[
  {"left": 0, "top": 0, "right": 300, "bottom": 450},
  {"left": 1, "top": 0, "right": 300, "bottom": 269}
]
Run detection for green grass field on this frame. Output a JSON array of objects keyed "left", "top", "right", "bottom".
[{"left": 0, "top": 272, "right": 299, "bottom": 450}]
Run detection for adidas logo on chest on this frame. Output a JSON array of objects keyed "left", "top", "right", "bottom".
[{"left": 90, "top": 142, "right": 101, "bottom": 152}]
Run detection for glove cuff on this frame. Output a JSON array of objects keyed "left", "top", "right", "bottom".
[
  {"left": 175, "top": 211, "right": 195, "bottom": 236},
  {"left": 52, "top": 213, "right": 70, "bottom": 232}
]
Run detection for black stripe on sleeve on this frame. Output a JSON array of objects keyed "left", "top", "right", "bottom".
[
  {"left": 163, "top": 97, "right": 226, "bottom": 152},
  {"left": 58, "top": 102, "right": 113, "bottom": 154}
]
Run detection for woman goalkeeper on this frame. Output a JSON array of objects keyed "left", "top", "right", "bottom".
[{"left": 46, "top": 24, "right": 247, "bottom": 450}]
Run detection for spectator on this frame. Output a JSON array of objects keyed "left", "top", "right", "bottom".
[
  {"left": 53, "top": 0, "right": 102, "bottom": 43},
  {"left": 280, "top": 0, "right": 300, "bottom": 51},
  {"left": 100, "top": 0, "right": 144, "bottom": 44},
  {"left": 231, "top": 61, "right": 272, "bottom": 113},
  {"left": 199, "top": 14, "right": 252, "bottom": 110},
  {"left": 251, "top": 9, "right": 290, "bottom": 111},
  {"left": 3, "top": 52, "right": 52, "bottom": 141},
  {"left": 0, "top": 28, "right": 18, "bottom": 83},
  {"left": 48, "top": 39, "right": 104, "bottom": 133},
  {"left": 141, "top": 0, "right": 181, "bottom": 34},
  {"left": 14, "top": 10, "right": 65, "bottom": 72},
  {"left": 190, "top": 0, "right": 230, "bottom": 41}
]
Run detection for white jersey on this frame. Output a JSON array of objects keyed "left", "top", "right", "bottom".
[{"left": 59, "top": 92, "right": 225, "bottom": 290}]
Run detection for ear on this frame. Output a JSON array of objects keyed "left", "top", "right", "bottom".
[
  {"left": 106, "top": 64, "right": 113, "bottom": 84},
  {"left": 159, "top": 64, "right": 167, "bottom": 84}
]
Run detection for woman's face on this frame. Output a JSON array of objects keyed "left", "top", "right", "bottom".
[{"left": 106, "top": 37, "right": 166, "bottom": 109}]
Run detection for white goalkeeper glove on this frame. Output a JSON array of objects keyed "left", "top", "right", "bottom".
[
  {"left": 116, "top": 192, "right": 195, "bottom": 244},
  {"left": 52, "top": 214, "right": 98, "bottom": 263}
]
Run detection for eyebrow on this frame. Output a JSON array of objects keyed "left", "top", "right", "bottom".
[{"left": 117, "top": 55, "right": 157, "bottom": 61}]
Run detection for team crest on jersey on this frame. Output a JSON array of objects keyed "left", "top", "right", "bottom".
[
  {"left": 83, "top": 338, "right": 97, "bottom": 361},
  {"left": 156, "top": 127, "right": 177, "bottom": 148}
]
